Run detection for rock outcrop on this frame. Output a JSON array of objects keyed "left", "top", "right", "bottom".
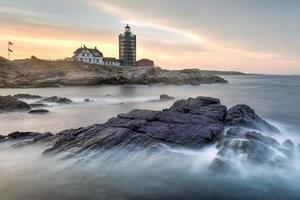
[
  {"left": 36, "top": 96, "right": 72, "bottom": 104},
  {"left": 1, "top": 96, "right": 292, "bottom": 174},
  {"left": 13, "top": 93, "right": 42, "bottom": 99},
  {"left": 0, "top": 59, "right": 227, "bottom": 87},
  {"left": 0, "top": 95, "right": 31, "bottom": 113}
]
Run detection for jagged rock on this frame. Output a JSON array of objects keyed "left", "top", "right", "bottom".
[
  {"left": 159, "top": 94, "right": 175, "bottom": 101},
  {"left": 282, "top": 139, "right": 295, "bottom": 149},
  {"left": 28, "top": 109, "right": 50, "bottom": 114},
  {"left": 0, "top": 95, "right": 31, "bottom": 113},
  {"left": 118, "top": 109, "right": 160, "bottom": 121},
  {"left": 37, "top": 96, "right": 72, "bottom": 104},
  {"left": 1, "top": 96, "right": 283, "bottom": 166},
  {"left": 225, "top": 105, "right": 279, "bottom": 133},
  {"left": 212, "top": 128, "right": 293, "bottom": 173},
  {"left": 13, "top": 93, "right": 42, "bottom": 99},
  {"left": 7, "top": 131, "right": 43, "bottom": 140},
  {"left": 169, "top": 96, "right": 220, "bottom": 113}
]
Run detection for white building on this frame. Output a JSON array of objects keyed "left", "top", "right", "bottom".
[
  {"left": 73, "top": 45, "right": 104, "bottom": 65},
  {"left": 73, "top": 45, "right": 121, "bottom": 66}
]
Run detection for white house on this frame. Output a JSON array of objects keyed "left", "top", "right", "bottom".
[
  {"left": 73, "top": 45, "right": 121, "bottom": 66},
  {"left": 73, "top": 45, "right": 104, "bottom": 65}
]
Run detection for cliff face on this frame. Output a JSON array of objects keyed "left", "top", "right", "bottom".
[{"left": 0, "top": 59, "right": 227, "bottom": 88}]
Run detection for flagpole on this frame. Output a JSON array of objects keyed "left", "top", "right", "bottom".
[{"left": 8, "top": 41, "right": 10, "bottom": 60}]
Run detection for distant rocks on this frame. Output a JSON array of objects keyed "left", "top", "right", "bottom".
[
  {"left": 28, "top": 109, "right": 50, "bottom": 114},
  {"left": 0, "top": 59, "right": 227, "bottom": 88},
  {"left": 0, "top": 95, "right": 31, "bottom": 113},
  {"left": 13, "top": 93, "right": 42, "bottom": 99},
  {"left": 37, "top": 96, "right": 72, "bottom": 104},
  {"left": 159, "top": 94, "right": 175, "bottom": 101}
]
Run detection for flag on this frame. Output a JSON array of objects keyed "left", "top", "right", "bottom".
[
  {"left": 8, "top": 41, "right": 13, "bottom": 45},
  {"left": 8, "top": 48, "right": 13, "bottom": 52}
]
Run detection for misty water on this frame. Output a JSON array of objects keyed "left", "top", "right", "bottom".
[{"left": 1, "top": 75, "right": 300, "bottom": 199}]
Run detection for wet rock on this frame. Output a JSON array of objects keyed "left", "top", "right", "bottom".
[
  {"left": 28, "top": 109, "right": 50, "bottom": 114},
  {"left": 13, "top": 93, "right": 42, "bottom": 99},
  {"left": 30, "top": 103, "right": 47, "bottom": 108},
  {"left": 37, "top": 96, "right": 72, "bottom": 104},
  {"left": 0, "top": 135, "right": 4, "bottom": 141},
  {"left": 0, "top": 95, "right": 31, "bottom": 113},
  {"left": 225, "top": 104, "right": 279, "bottom": 133},
  {"left": 282, "top": 139, "right": 295, "bottom": 149},
  {"left": 1, "top": 96, "right": 284, "bottom": 166},
  {"left": 213, "top": 128, "right": 293, "bottom": 174},
  {"left": 169, "top": 96, "right": 220, "bottom": 113},
  {"left": 210, "top": 158, "right": 234, "bottom": 174},
  {"left": 159, "top": 94, "right": 175, "bottom": 101},
  {"left": 118, "top": 109, "right": 160, "bottom": 121},
  {"left": 7, "top": 132, "right": 42, "bottom": 140}
]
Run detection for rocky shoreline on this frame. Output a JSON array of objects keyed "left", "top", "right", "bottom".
[
  {"left": 1, "top": 96, "right": 298, "bottom": 174},
  {"left": 0, "top": 59, "right": 227, "bottom": 88}
]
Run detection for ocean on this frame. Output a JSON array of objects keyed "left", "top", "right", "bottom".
[{"left": 0, "top": 75, "right": 300, "bottom": 200}]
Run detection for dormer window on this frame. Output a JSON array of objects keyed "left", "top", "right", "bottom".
[{"left": 82, "top": 53, "right": 85, "bottom": 57}]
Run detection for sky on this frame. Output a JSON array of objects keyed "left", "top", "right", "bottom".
[{"left": 0, "top": 0, "right": 300, "bottom": 74}]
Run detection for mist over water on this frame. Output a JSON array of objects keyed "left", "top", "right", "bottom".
[
  {"left": 0, "top": 142, "right": 300, "bottom": 200},
  {"left": 1, "top": 75, "right": 300, "bottom": 134},
  {"left": 1, "top": 75, "right": 300, "bottom": 199}
]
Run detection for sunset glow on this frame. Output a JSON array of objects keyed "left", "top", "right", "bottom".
[{"left": 1, "top": 0, "right": 300, "bottom": 74}]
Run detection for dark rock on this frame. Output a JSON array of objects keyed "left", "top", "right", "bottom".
[
  {"left": 0, "top": 135, "right": 4, "bottom": 141},
  {"left": 7, "top": 132, "right": 42, "bottom": 140},
  {"left": 13, "top": 93, "right": 42, "bottom": 99},
  {"left": 84, "top": 98, "right": 91, "bottom": 102},
  {"left": 30, "top": 103, "right": 47, "bottom": 108},
  {"left": 169, "top": 96, "right": 220, "bottom": 113},
  {"left": 209, "top": 158, "right": 234, "bottom": 174},
  {"left": 28, "top": 109, "right": 50, "bottom": 114},
  {"left": 212, "top": 128, "right": 292, "bottom": 174},
  {"left": 37, "top": 96, "right": 72, "bottom": 104},
  {"left": 1, "top": 96, "right": 284, "bottom": 167},
  {"left": 225, "top": 104, "right": 279, "bottom": 133},
  {"left": 159, "top": 94, "right": 175, "bottom": 101},
  {"left": 0, "top": 95, "right": 31, "bottom": 113},
  {"left": 282, "top": 139, "right": 295, "bottom": 149},
  {"left": 118, "top": 109, "right": 160, "bottom": 121}
]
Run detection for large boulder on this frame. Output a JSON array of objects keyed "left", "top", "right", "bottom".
[
  {"left": 0, "top": 95, "right": 31, "bottom": 113},
  {"left": 225, "top": 105, "right": 279, "bottom": 133}
]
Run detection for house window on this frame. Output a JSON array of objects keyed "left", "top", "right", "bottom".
[
  {"left": 89, "top": 58, "right": 92, "bottom": 62},
  {"left": 82, "top": 53, "right": 85, "bottom": 56},
  {"left": 96, "top": 59, "right": 99, "bottom": 63}
]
